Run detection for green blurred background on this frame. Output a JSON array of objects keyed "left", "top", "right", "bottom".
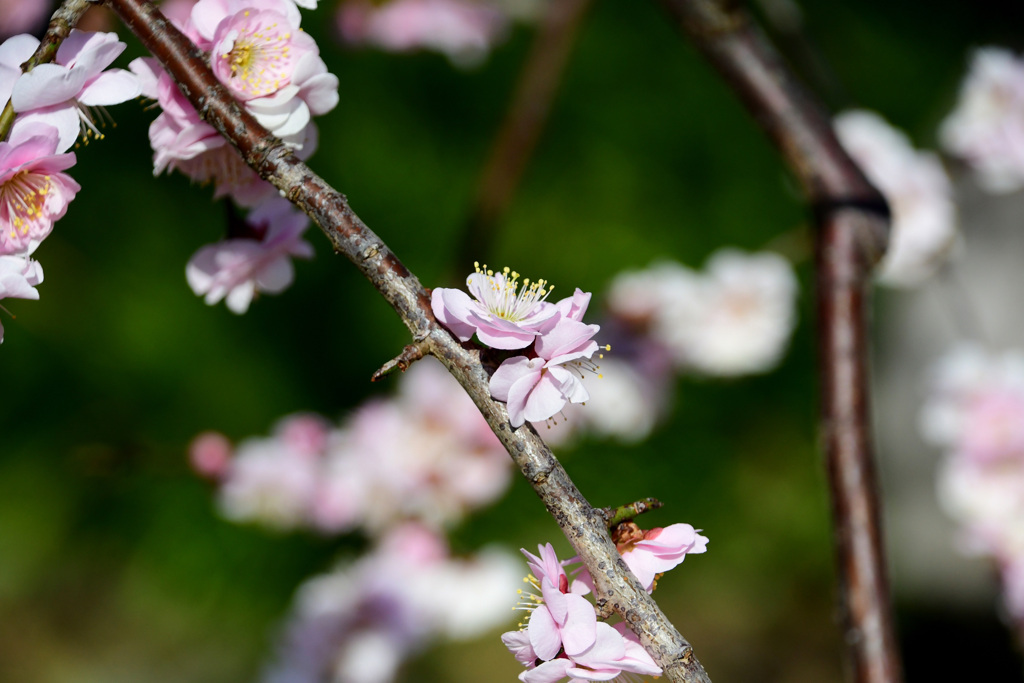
[{"left": 3, "top": 0, "right": 1024, "bottom": 681}]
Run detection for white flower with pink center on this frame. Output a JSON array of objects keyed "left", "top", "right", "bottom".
[
  {"left": 186, "top": 197, "right": 314, "bottom": 313},
  {"left": 433, "top": 263, "right": 560, "bottom": 349},
  {"left": 0, "top": 122, "right": 80, "bottom": 257},
  {"left": 10, "top": 30, "right": 140, "bottom": 153},
  {"left": 654, "top": 248, "right": 798, "bottom": 376}
]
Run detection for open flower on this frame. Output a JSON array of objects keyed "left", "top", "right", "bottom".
[
  {"left": 503, "top": 542, "right": 662, "bottom": 683},
  {"left": 0, "top": 122, "right": 80, "bottom": 256},
  {"left": 11, "top": 30, "right": 140, "bottom": 153},
  {"left": 432, "top": 263, "right": 559, "bottom": 349},
  {"left": 617, "top": 523, "right": 709, "bottom": 592},
  {"left": 490, "top": 299, "right": 602, "bottom": 428}
]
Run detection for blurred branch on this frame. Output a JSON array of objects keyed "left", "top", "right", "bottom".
[
  {"left": 103, "top": 0, "right": 710, "bottom": 680},
  {"left": 0, "top": 0, "right": 94, "bottom": 141},
  {"left": 657, "top": 1, "right": 900, "bottom": 682},
  {"left": 455, "top": 0, "right": 592, "bottom": 269}
]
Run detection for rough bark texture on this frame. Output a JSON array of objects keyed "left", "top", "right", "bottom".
[
  {"left": 104, "top": 0, "right": 711, "bottom": 680},
  {"left": 657, "top": 1, "right": 901, "bottom": 682}
]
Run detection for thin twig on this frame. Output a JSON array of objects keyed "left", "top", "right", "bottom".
[
  {"left": 370, "top": 339, "right": 430, "bottom": 381},
  {"left": 657, "top": 1, "right": 900, "bottom": 682},
  {"left": 0, "top": 0, "right": 94, "bottom": 141},
  {"left": 455, "top": 0, "right": 592, "bottom": 269},
  {"left": 103, "top": 1, "right": 711, "bottom": 680},
  {"left": 600, "top": 497, "right": 664, "bottom": 527}
]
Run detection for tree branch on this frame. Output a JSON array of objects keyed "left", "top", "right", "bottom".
[
  {"left": 0, "top": 0, "right": 94, "bottom": 141},
  {"left": 456, "top": 0, "right": 592, "bottom": 267},
  {"left": 656, "top": 1, "right": 900, "bottom": 682},
  {"left": 102, "top": 1, "right": 711, "bottom": 680}
]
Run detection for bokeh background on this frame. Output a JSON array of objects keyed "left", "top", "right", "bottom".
[{"left": 3, "top": 0, "right": 1024, "bottom": 681}]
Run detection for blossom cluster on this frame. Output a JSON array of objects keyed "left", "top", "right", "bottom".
[
  {"left": 192, "top": 359, "right": 519, "bottom": 682},
  {"left": 433, "top": 264, "right": 607, "bottom": 428},
  {"left": 920, "top": 345, "right": 1024, "bottom": 621},
  {"left": 263, "top": 523, "right": 521, "bottom": 683},
  {"left": 191, "top": 358, "right": 512, "bottom": 533},
  {"left": 131, "top": 0, "right": 338, "bottom": 313},
  {"left": 834, "top": 109, "right": 960, "bottom": 287},
  {"left": 503, "top": 525, "right": 707, "bottom": 683},
  {"left": 0, "top": 29, "right": 141, "bottom": 342}
]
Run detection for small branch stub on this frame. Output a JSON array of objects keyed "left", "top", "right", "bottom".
[
  {"left": 371, "top": 340, "right": 431, "bottom": 382},
  {"left": 600, "top": 497, "right": 664, "bottom": 527}
]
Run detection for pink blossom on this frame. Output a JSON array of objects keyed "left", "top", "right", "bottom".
[
  {"left": 0, "top": 122, "right": 80, "bottom": 256},
  {"left": 209, "top": 6, "right": 316, "bottom": 101},
  {"left": 338, "top": 0, "right": 508, "bottom": 67},
  {"left": 186, "top": 197, "right": 314, "bottom": 313},
  {"left": 188, "top": 430, "right": 233, "bottom": 479},
  {"left": 0, "top": 1, "right": 51, "bottom": 40},
  {"left": 11, "top": 30, "right": 140, "bottom": 153},
  {"left": 489, "top": 299, "right": 601, "bottom": 428},
  {"left": 432, "top": 264, "right": 559, "bottom": 349},
  {"left": 0, "top": 252, "right": 43, "bottom": 343},
  {"left": 618, "top": 523, "right": 709, "bottom": 591}
]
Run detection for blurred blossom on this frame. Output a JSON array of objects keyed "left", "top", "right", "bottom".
[
  {"left": 834, "top": 109, "right": 959, "bottom": 287},
  {"left": 336, "top": 0, "right": 509, "bottom": 68},
  {"left": 188, "top": 430, "right": 233, "bottom": 479},
  {"left": 185, "top": 197, "right": 315, "bottom": 314},
  {"left": 263, "top": 523, "right": 520, "bottom": 683},
  {"left": 0, "top": 0, "right": 50, "bottom": 40},
  {"left": 941, "top": 48, "right": 1024, "bottom": 194},
  {"left": 606, "top": 260, "right": 699, "bottom": 329},
  {"left": 200, "top": 359, "right": 511, "bottom": 533},
  {"left": 923, "top": 344, "right": 1024, "bottom": 623},
  {"left": 654, "top": 249, "right": 798, "bottom": 376}
]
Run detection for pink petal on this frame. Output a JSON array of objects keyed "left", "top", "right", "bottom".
[
  {"left": 620, "top": 551, "right": 657, "bottom": 591},
  {"left": 490, "top": 356, "right": 538, "bottom": 402},
  {"left": 471, "top": 311, "right": 538, "bottom": 349},
  {"left": 520, "top": 658, "right": 572, "bottom": 683},
  {"left": 560, "top": 593, "right": 598, "bottom": 657},
  {"left": 521, "top": 371, "right": 570, "bottom": 424},
  {"left": 55, "top": 31, "right": 124, "bottom": 76},
  {"left": 12, "top": 106, "right": 81, "bottom": 154},
  {"left": 546, "top": 366, "right": 589, "bottom": 405},
  {"left": 253, "top": 255, "right": 294, "bottom": 293},
  {"left": 527, "top": 604, "right": 562, "bottom": 662},
  {"left": 78, "top": 68, "right": 140, "bottom": 106},
  {"left": 432, "top": 287, "right": 477, "bottom": 341},
  {"left": 501, "top": 629, "right": 538, "bottom": 667},
  {"left": 505, "top": 366, "right": 545, "bottom": 427},
  {"left": 11, "top": 63, "right": 87, "bottom": 110}
]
